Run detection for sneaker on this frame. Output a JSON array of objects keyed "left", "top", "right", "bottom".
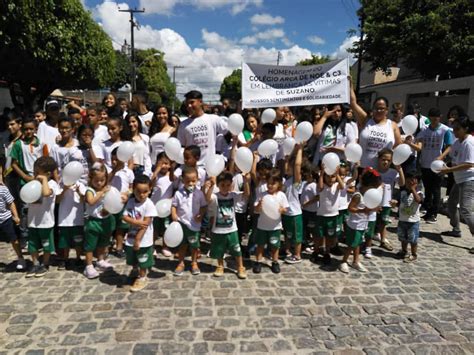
[
  {"left": 404, "top": 254, "right": 417, "bottom": 263},
  {"left": 339, "top": 262, "right": 350, "bottom": 273},
  {"left": 115, "top": 249, "right": 125, "bottom": 258},
  {"left": 330, "top": 245, "right": 343, "bottom": 256},
  {"left": 237, "top": 267, "right": 247, "bottom": 279},
  {"left": 271, "top": 261, "right": 281, "bottom": 274},
  {"left": 442, "top": 230, "right": 462, "bottom": 238},
  {"left": 213, "top": 266, "right": 225, "bottom": 277},
  {"left": 305, "top": 246, "right": 314, "bottom": 253},
  {"left": 173, "top": 263, "right": 185, "bottom": 276},
  {"left": 364, "top": 247, "right": 373, "bottom": 259},
  {"left": 26, "top": 265, "right": 38, "bottom": 278},
  {"left": 380, "top": 239, "right": 394, "bottom": 251},
  {"left": 35, "top": 265, "right": 48, "bottom": 277},
  {"left": 310, "top": 251, "right": 320, "bottom": 263},
  {"left": 57, "top": 260, "right": 66, "bottom": 270},
  {"left": 285, "top": 255, "right": 302, "bottom": 264},
  {"left": 96, "top": 259, "right": 113, "bottom": 271},
  {"left": 322, "top": 253, "right": 332, "bottom": 266},
  {"left": 425, "top": 216, "right": 437, "bottom": 224},
  {"left": 252, "top": 262, "right": 262, "bottom": 274},
  {"left": 396, "top": 250, "right": 408, "bottom": 259},
  {"left": 191, "top": 262, "right": 201, "bottom": 275},
  {"left": 130, "top": 277, "right": 148, "bottom": 292},
  {"left": 351, "top": 262, "right": 367, "bottom": 272},
  {"left": 83, "top": 265, "right": 99, "bottom": 279},
  {"left": 128, "top": 267, "right": 139, "bottom": 280},
  {"left": 161, "top": 248, "right": 173, "bottom": 257},
  {"left": 16, "top": 259, "right": 26, "bottom": 271}
]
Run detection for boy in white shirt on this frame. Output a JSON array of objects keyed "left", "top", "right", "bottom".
[
  {"left": 122, "top": 175, "right": 158, "bottom": 292},
  {"left": 26, "top": 157, "right": 61, "bottom": 278}
]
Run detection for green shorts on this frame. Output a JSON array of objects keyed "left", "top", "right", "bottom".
[
  {"left": 282, "top": 214, "right": 303, "bottom": 245},
  {"left": 178, "top": 223, "right": 200, "bottom": 250},
  {"left": 377, "top": 207, "right": 392, "bottom": 226},
  {"left": 84, "top": 216, "right": 116, "bottom": 252},
  {"left": 114, "top": 208, "right": 129, "bottom": 230},
  {"left": 210, "top": 231, "right": 242, "bottom": 259},
  {"left": 125, "top": 245, "right": 154, "bottom": 269},
  {"left": 364, "top": 221, "right": 376, "bottom": 240},
  {"left": 317, "top": 216, "right": 338, "bottom": 239},
  {"left": 28, "top": 228, "right": 55, "bottom": 254},
  {"left": 153, "top": 217, "right": 170, "bottom": 237},
  {"left": 337, "top": 209, "right": 349, "bottom": 234},
  {"left": 58, "top": 226, "right": 84, "bottom": 249},
  {"left": 255, "top": 229, "right": 281, "bottom": 248},
  {"left": 345, "top": 226, "right": 365, "bottom": 248}
]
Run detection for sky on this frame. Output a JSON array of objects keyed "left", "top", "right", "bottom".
[{"left": 84, "top": 0, "right": 361, "bottom": 102}]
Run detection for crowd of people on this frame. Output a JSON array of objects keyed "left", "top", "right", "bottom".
[{"left": 0, "top": 82, "right": 472, "bottom": 292}]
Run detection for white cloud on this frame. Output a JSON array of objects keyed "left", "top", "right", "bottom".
[
  {"left": 139, "top": 0, "right": 262, "bottom": 16},
  {"left": 250, "top": 13, "right": 285, "bottom": 26},
  {"left": 307, "top": 35, "right": 325, "bottom": 45},
  {"left": 240, "top": 28, "right": 285, "bottom": 45},
  {"left": 331, "top": 35, "right": 359, "bottom": 64}
]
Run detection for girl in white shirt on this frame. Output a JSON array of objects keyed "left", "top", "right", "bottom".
[
  {"left": 149, "top": 106, "right": 175, "bottom": 166},
  {"left": 300, "top": 164, "right": 320, "bottom": 251},
  {"left": 101, "top": 117, "right": 131, "bottom": 172},
  {"left": 126, "top": 113, "right": 152, "bottom": 177}
]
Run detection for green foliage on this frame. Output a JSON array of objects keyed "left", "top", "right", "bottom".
[
  {"left": 296, "top": 55, "right": 331, "bottom": 66},
  {"left": 219, "top": 69, "right": 242, "bottom": 102},
  {"left": 0, "top": 0, "right": 115, "bottom": 107},
  {"left": 356, "top": 0, "right": 474, "bottom": 78},
  {"left": 111, "top": 51, "right": 131, "bottom": 91}
]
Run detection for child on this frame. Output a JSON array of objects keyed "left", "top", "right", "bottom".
[
  {"left": 83, "top": 163, "right": 116, "bottom": 279},
  {"left": 87, "top": 106, "right": 110, "bottom": 145},
  {"left": 101, "top": 116, "right": 130, "bottom": 172},
  {"left": 25, "top": 157, "right": 60, "bottom": 278},
  {"left": 316, "top": 166, "right": 345, "bottom": 265},
  {"left": 282, "top": 144, "right": 304, "bottom": 264},
  {"left": 150, "top": 152, "right": 174, "bottom": 257},
  {"left": 51, "top": 117, "right": 77, "bottom": 174},
  {"left": 171, "top": 166, "right": 207, "bottom": 276},
  {"left": 205, "top": 171, "right": 250, "bottom": 279},
  {"left": 73, "top": 124, "right": 103, "bottom": 184},
  {"left": 173, "top": 145, "right": 206, "bottom": 190},
  {"left": 300, "top": 162, "right": 319, "bottom": 252},
  {"left": 335, "top": 161, "right": 356, "bottom": 249},
  {"left": 253, "top": 169, "right": 289, "bottom": 274},
  {"left": 397, "top": 171, "right": 424, "bottom": 262},
  {"left": 122, "top": 175, "right": 158, "bottom": 292},
  {"left": 339, "top": 168, "right": 382, "bottom": 273},
  {"left": 0, "top": 184, "right": 24, "bottom": 270}
]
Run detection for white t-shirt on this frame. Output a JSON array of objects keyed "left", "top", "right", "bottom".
[
  {"left": 172, "top": 187, "right": 207, "bottom": 231},
  {"left": 111, "top": 167, "right": 134, "bottom": 194},
  {"left": 380, "top": 168, "right": 399, "bottom": 207},
  {"left": 416, "top": 124, "right": 453, "bottom": 169},
  {"left": 359, "top": 119, "right": 395, "bottom": 168},
  {"left": 123, "top": 198, "right": 158, "bottom": 248},
  {"left": 28, "top": 180, "right": 61, "bottom": 228},
  {"left": 101, "top": 140, "right": 122, "bottom": 171},
  {"left": 132, "top": 134, "right": 152, "bottom": 176},
  {"left": 150, "top": 132, "right": 171, "bottom": 165},
  {"left": 85, "top": 187, "right": 108, "bottom": 219},
  {"left": 173, "top": 166, "right": 206, "bottom": 190},
  {"left": 69, "top": 145, "right": 104, "bottom": 184},
  {"left": 346, "top": 192, "right": 369, "bottom": 231},
  {"left": 257, "top": 191, "right": 289, "bottom": 231},
  {"left": 253, "top": 182, "right": 268, "bottom": 215},
  {"left": 92, "top": 125, "right": 110, "bottom": 145},
  {"left": 37, "top": 121, "right": 59, "bottom": 149},
  {"left": 399, "top": 189, "right": 424, "bottom": 223},
  {"left": 138, "top": 112, "right": 154, "bottom": 135},
  {"left": 58, "top": 182, "right": 87, "bottom": 227},
  {"left": 312, "top": 123, "right": 357, "bottom": 164},
  {"left": 317, "top": 183, "right": 340, "bottom": 217},
  {"left": 150, "top": 173, "right": 174, "bottom": 204},
  {"left": 50, "top": 140, "right": 79, "bottom": 174},
  {"left": 216, "top": 134, "right": 232, "bottom": 160},
  {"left": 233, "top": 174, "right": 248, "bottom": 213},
  {"left": 283, "top": 177, "right": 302, "bottom": 216},
  {"left": 209, "top": 192, "right": 240, "bottom": 234},
  {"left": 338, "top": 176, "right": 354, "bottom": 210},
  {"left": 177, "top": 114, "right": 227, "bottom": 166},
  {"left": 301, "top": 181, "right": 318, "bottom": 213},
  {"left": 450, "top": 135, "right": 474, "bottom": 184}
]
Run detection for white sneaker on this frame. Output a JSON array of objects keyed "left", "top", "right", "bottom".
[
  {"left": 84, "top": 265, "right": 99, "bottom": 279},
  {"left": 16, "top": 259, "right": 26, "bottom": 270},
  {"left": 339, "top": 262, "right": 350, "bottom": 273},
  {"left": 373, "top": 233, "right": 381, "bottom": 242},
  {"left": 364, "top": 248, "right": 373, "bottom": 259},
  {"left": 96, "top": 259, "right": 113, "bottom": 271},
  {"left": 351, "top": 262, "right": 367, "bottom": 272},
  {"left": 161, "top": 248, "right": 172, "bottom": 257}
]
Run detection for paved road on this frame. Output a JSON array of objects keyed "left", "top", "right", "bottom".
[{"left": 0, "top": 213, "right": 473, "bottom": 354}]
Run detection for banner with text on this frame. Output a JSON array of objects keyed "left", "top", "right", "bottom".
[{"left": 241, "top": 58, "right": 349, "bottom": 108}]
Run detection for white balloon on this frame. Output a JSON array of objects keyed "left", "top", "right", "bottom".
[
  {"left": 164, "top": 137, "right": 182, "bottom": 162},
  {"left": 258, "top": 139, "right": 278, "bottom": 157},
  {"left": 392, "top": 144, "right": 412, "bottom": 165},
  {"left": 364, "top": 188, "right": 383, "bottom": 209},
  {"left": 295, "top": 121, "right": 313, "bottom": 143},
  {"left": 175, "top": 148, "right": 185, "bottom": 165},
  {"left": 235, "top": 147, "right": 253, "bottom": 174},
  {"left": 401, "top": 115, "right": 418, "bottom": 136},
  {"left": 164, "top": 221, "right": 184, "bottom": 248},
  {"left": 20, "top": 180, "right": 42, "bottom": 204},
  {"left": 228, "top": 113, "right": 244, "bottom": 136},
  {"left": 322, "top": 152, "right": 340, "bottom": 175},
  {"left": 156, "top": 199, "right": 172, "bottom": 218},
  {"left": 430, "top": 160, "right": 446, "bottom": 173},
  {"left": 282, "top": 137, "right": 296, "bottom": 156},
  {"left": 261, "top": 108, "right": 276, "bottom": 124},
  {"left": 62, "top": 161, "right": 84, "bottom": 185},
  {"left": 103, "top": 187, "right": 124, "bottom": 214},
  {"left": 262, "top": 195, "right": 280, "bottom": 220},
  {"left": 344, "top": 143, "right": 363, "bottom": 163},
  {"left": 206, "top": 154, "right": 226, "bottom": 177},
  {"left": 117, "top": 141, "right": 135, "bottom": 162}
]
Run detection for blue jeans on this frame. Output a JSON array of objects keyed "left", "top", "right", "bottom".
[
  {"left": 397, "top": 221, "right": 420, "bottom": 244},
  {"left": 447, "top": 180, "right": 474, "bottom": 236}
]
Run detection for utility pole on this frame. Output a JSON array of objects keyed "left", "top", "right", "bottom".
[
  {"left": 355, "top": 10, "right": 365, "bottom": 96},
  {"left": 172, "top": 65, "right": 184, "bottom": 114},
  {"left": 277, "top": 51, "right": 282, "bottom": 66},
  {"left": 119, "top": 7, "right": 145, "bottom": 94}
]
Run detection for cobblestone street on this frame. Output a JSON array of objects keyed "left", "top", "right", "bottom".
[{"left": 1, "top": 213, "right": 473, "bottom": 355}]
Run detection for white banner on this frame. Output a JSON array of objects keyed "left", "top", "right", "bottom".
[{"left": 241, "top": 58, "right": 350, "bottom": 108}]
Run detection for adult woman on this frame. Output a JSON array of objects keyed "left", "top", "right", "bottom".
[
  {"left": 238, "top": 112, "right": 260, "bottom": 148},
  {"left": 102, "top": 92, "right": 121, "bottom": 118},
  {"left": 149, "top": 106, "right": 176, "bottom": 166},
  {"left": 312, "top": 103, "right": 357, "bottom": 165},
  {"left": 350, "top": 81, "right": 402, "bottom": 169},
  {"left": 125, "top": 112, "right": 152, "bottom": 177},
  {"left": 440, "top": 116, "right": 474, "bottom": 252}
]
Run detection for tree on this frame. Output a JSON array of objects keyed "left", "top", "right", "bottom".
[
  {"left": 110, "top": 51, "right": 131, "bottom": 91},
  {"left": 354, "top": 0, "right": 474, "bottom": 79},
  {"left": 219, "top": 69, "right": 242, "bottom": 102},
  {"left": 0, "top": 0, "right": 115, "bottom": 110},
  {"left": 296, "top": 55, "right": 331, "bottom": 66}
]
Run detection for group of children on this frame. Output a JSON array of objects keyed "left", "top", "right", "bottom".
[{"left": 0, "top": 100, "right": 427, "bottom": 293}]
